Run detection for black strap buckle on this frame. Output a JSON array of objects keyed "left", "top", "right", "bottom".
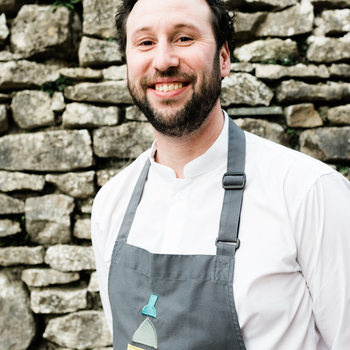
[
  {"left": 215, "top": 238, "right": 241, "bottom": 250},
  {"left": 222, "top": 172, "right": 246, "bottom": 190}
]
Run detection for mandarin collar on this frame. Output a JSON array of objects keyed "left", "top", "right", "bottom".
[{"left": 149, "top": 111, "right": 229, "bottom": 181}]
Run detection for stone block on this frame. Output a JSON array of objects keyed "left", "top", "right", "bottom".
[
  {"left": 329, "top": 63, "right": 350, "bottom": 79},
  {"left": 310, "top": 0, "right": 350, "bottom": 9},
  {"left": 0, "top": 13, "right": 9, "bottom": 45},
  {"left": 59, "top": 67, "right": 102, "bottom": 81},
  {"left": 0, "top": 60, "right": 59, "bottom": 90},
  {"left": 79, "top": 37, "right": 122, "bottom": 68},
  {"left": 51, "top": 92, "right": 66, "bottom": 113},
  {"left": 125, "top": 105, "right": 148, "bottom": 122},
  {"left": 221, "top": 73, "right": 273, "bottom": 107},
  {"left": 11, "top": 90, "right": 55, "bottom": 130},
  {"left": 0, "top": 51, "right": 21, "bottom": 62},
  {"left": 276, "top": 80, "right": 350, "bottom": 104},
  {"left": 103, "top": 65, "right": 126, "bottom": 81},
  {"left": 230, "top": 62, "right": 255, "bottom": 73},
  {"left": 73, "top": 218, "right": 92, "bottom": 240},
  {"left": 318, "top": 9, "right": 350, "bottom": 35},
  {"left": 0, "top": 246, "right": 45, "bottom": 266},
  {"left": 0, "top": 93, "right": 12, "bottom": 102},
  {"left": 64, "top": 81, "right": 133, "bottom": 105},
  {"left": 0, "top": 271, "right": 36, "bottom": 350},
  {"left": 243, "top": 0, "right": 297, "bottom": 10},
  {"left": 30, "top": 286, "right": 87, "bottom": 314},
  {"left": 300, "top": 127, "right": 350, "bottom": 161},
  {"left": 307, "top": 34, "right": 350, "bottom": 63},
  {"left": 0, "top": 130, "right": 93, "bottom": 172},
  {"left": 327, "top": 105, "right": 350, "bottom": 125},
  {"left": 285, "top": 103, "right": 323, "bottom": 128},
  {"left": 21, "top": 268, "right": 80, "bottom": 287},
  {"left": 43, "top": 310, "right": 112, "bottom": 349},
  {"left": 258, "top": 3, "right": 314, "bottom": 38},
  {"left": 227, "top": 106, "right": 283, "bottom": 117},
  {"left": 255, "top": 64, "right": 330, "bottom": 81},
  {"left": 10, "top": 5, "right": 72, "bottom": 59},
  {"left": 235, "top": 118, "right": 289, "bottom": 146},
  {"left": 0, "top": 0, "right": 17, "bottom": 14},
  {"left": 62, "top": 103, "right": 120, "bottom": 128},
  {"left": 25, "top": 194, "right": 75, "bottom": 245},
  {"left": 234, "top": 39, "right": 298, "bottom": 63},
  {"left": 80, "top": 198, "right": 94, "bottom": 214},
  {"left": 88, "top": 271, "right": 99, "bottom": 292},
  {"left": 96, "top": 169, "right": 121, "bottom": 187},
  {"left": 82, "top": 0, "right": 121, "bottom": 39},
  {"left": 93, "top": 122, "right": 154, "bottom": 158},
  {"left": 0, "top": 219, "right": 21, "bottom": 237},
  {"left": 0, "top": 104, "right": 8, "bottom": 134},
  {"left": 0, "top": 194, "right": 24, "bottom": 214},
  {"left": 46, "top": 171, "right": 95, "bottom": 199},
  {"left": 235, "top": 11, "right": 267, "bottom": 40},
  {"left": 45, "top": 245, "right": 96, "bottom": 272},
  {"left": 0, "top": 171, "right": 45, "bottom": 192}
]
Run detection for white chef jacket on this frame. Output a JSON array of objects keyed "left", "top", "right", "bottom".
[{"left": 91, "top": 112, "right": 350, "bottom": 349}]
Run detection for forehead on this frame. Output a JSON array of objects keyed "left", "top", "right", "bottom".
[{"left": 126, "top": 0, "right": 213, "bottom": 38}]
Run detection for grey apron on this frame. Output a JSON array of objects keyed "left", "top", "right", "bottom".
[{"left": 108, "top": 118, "right": 247, "bottom": 350}]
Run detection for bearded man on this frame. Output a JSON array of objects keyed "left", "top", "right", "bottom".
[{"left": 91, "top": 0, "right": 350, "bottom": 349}]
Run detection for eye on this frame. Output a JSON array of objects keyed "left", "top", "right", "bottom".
[
  {"left": 178, "top": 37, "right": 192, "bottom": 43},
  {"left": 139, "top": 40, "right": 153, "bottom": 46}
]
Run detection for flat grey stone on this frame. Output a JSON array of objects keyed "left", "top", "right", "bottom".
[
  {"left": 318, "top": 9, "right": 350, "bottom": 35},
  {"left": 103, "top": 65, "right": 126, "bottom": 81},
  {"left": 0, "top": 130, "right": 93, "bottom": 172},
  {"left": 83, "top": 0, "right": 121, "bottom": 39},
  {"left": 96, "top": 169, "right": 122, "bottom": 187},
  {"left": 73, "top": 218, "right": 92, "bottom": 240},
  {"left": 0, "top": 246, "right": 45, "bottom": 266},
  {"left": 11, "top": 90, "right": 55, "bottom": 130},
  {"left": 243, "top": 0, "right": 297, "bottom": 10},
  {"left": 258, "top": 3, "right": 314, "bottom": 37},
  {"left": 30, "top": 286, "right": 87, "bottom": 314},
  {"left": 0, "top": 104, "right": 8, "bottom": 134},
  {"left": 125, "top": 105, "right": 148, "bottom": 122},
  {"left": 276, "top": 80, "right": 350, "bottom": 103},
  {"left": 300, "top": 127, "right": 350, "bottom": 161},
  {"left": 64, "top": 81, "right": 133, "bottom": 105},
  {"left": 329, "top": 63, "right": 350, "bottom": 78},
  {"left": 62, "top": 103, "right": 120, "bottom": 128},
  {"left": 88, "top": 271, "right": 99, "bottom": 292},
  {"left": 0, "top": 171, "right": 45, "bottom": 192},
  {"left": 43, "top": 310, "right": 112, "bottom": 349},
  {"left": 0, "top": 194, "right": 24, "bottom": 214},
  {"left": 255, "top": 64, "right": 330, "bottom": 81},
  {"left": 0, "top": 93, "right": 12, "bottom": 102},
  {"left": 235, "top": 11, "right": 267, "bottom": 40},
  {"left": 93, "top": 122, "right": 154, "bottom": 158},
  {"left": 46, "top": 171, "right": 95, "bottom": 199},
  {"left": 0, "top": 51, "right": 21, "bottom": 62},
  {"left": 230, "top": 62, "right": 255, "bottom": 73},
  {"left": 285, "top": 103, "right": 323, "bottom": 128},
  {"left": 25, "top": 194, "right": 74, "bottom": 245},
  {"left": 59, "top": 67, "right": 102, "bottom": 81},
  {"left": 221, "top": 73, "right": 273, "bottom": 107},
  {"left": 0, "top": 219, "right": 21, "bottom": 237},
  {"left": 235, "top": 118, "right": 288, "bottom": 146},
  {"left": 80, "top": 198, "right": 94, "bottom": 214},
  {"left": 310, "top": 0, "right": 350, "bottom": 9},
  {"left": 79, "top": 36, "right": 122, "bottom": 68},
  {"left": 10, "top": 5, "right": 72, "bottom": 59},
  {"left": 21, "top": 268, "right": 80, "bottom": 287},
  {"left": 327, "top": 104, "right": 350, "bottom": 125},
  {"left": 0, "top": 0, "right": 17, "bottom": 14},
  {"left": 0, "top": 13, "right": 9, "bottom": 45},
  {"left": 0, "top": 271, "right": 36, "bottom": 350},
  {"left": 51, "top": 92, "right": 66, "bottom": 113},
  {"left": 45, "top": 245, "right": 96, "bottom": 272},
  {"left": 307, "top": 34, "right": 350, "bottom": 63},
  {"left": 227, "top": 106, "right": 283, "bottom": 117},
  {"left": 234, "top": 38, "right": 298, "bottom": 62},
  {"left": 0, "top": 60, "right": 60, "bottom": 90}
]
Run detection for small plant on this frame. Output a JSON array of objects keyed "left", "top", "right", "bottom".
[
  {"left": 261, "top": 55, "right": 299, "bottom": 66},
  {"left": 286, "top": 128, "right": 296, "bottom": 137},
  {"left": 338, "top": 166, "right": 350, "bottom": 176},
  {"left": 41, "top": 77, "right": 72, "bottom": 97},
  {"left": 50, "top": 0, "right": 81, "bottom": 12}
]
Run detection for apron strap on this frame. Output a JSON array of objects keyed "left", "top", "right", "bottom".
[
  {"left": 117, "top": 159, "right": 151, "bottom": 242},
  {"left": 216, "top": 118, "right": 246, "bottom": 257}
]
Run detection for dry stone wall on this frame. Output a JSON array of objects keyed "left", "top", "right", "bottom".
[{"left": 0, "top": 0, "right": 350, "bottom": 349}]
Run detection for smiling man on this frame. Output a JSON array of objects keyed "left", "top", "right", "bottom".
[{"left": 91, "top": 0, "right": 350, "bottom": 349}]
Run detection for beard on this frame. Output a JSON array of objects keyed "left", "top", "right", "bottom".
[{"left": 127, "top": 51, "right": 222, "bottom": 138}]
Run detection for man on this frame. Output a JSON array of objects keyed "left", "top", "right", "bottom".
[{"left": 91, "top": 0, "right": 350, "bottom": 349}]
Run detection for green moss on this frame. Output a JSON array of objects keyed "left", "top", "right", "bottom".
[
  {"left": 41, "top": 77, "right": 72, "bottom": 97},
  {"left": 50, "top": 0, "right": 81, "bottom": 12}
]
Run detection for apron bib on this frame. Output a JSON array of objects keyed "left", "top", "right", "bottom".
[{"left": 108, "top": 118, "right": 247, "bottom": 350}]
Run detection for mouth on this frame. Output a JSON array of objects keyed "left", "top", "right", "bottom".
[{"left": 151, "top": 82, "right": 190, "bottom": 92}]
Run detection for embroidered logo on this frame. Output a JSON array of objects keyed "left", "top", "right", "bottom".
[{"left": 141, "top": 294, "right": 159, "bottom": 318}]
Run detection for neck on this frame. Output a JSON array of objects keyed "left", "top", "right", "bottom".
[{"left": 153, "top": 103, "right": 225, "bottom": 179}]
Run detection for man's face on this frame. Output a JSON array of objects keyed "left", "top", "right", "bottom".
[{"left": 125, "top": 0, "right": 230, "bottom": 137}]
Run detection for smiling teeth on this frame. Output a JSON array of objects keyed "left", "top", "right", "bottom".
[{"left": 155, "top": 83, "right": 183, "bottom": 92}]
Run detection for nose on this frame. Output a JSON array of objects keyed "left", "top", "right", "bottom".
[{"left": 152, "top": 40, "right": 180, "bottom": 72}]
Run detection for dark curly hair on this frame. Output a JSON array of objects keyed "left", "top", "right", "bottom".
[{"left": 115, "top": 0, "right": 235, "bottom": 62}]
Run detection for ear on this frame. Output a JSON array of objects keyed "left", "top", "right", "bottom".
[{"left": 220, "top": 42, "right": 231, "bottom": 78}]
